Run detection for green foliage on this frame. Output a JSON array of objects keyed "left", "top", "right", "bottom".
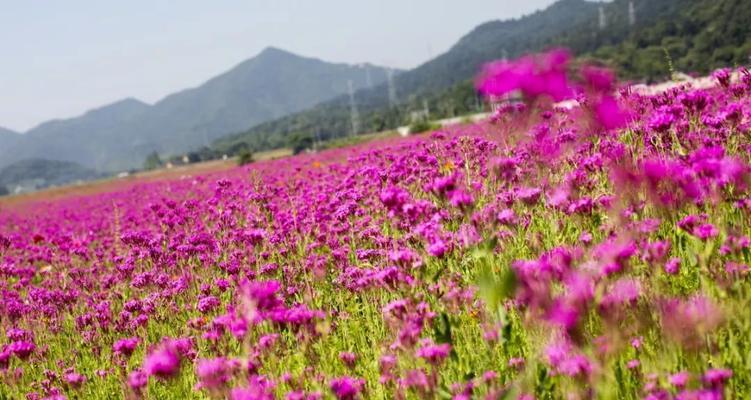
[
  {"left": 143, "top": 151, "right": 163, "bottom": 171},
  {"left": 409, "top": 120, "right": 441, "bottom": 134},
  {"left": 288, "top": 133, "right": 315, "bottom": 155},
  {"left": 210, "top": 0, "right": 751, "bottom": 157},
  {"left": 591, "top": 0, "right": 751, "bottom": 80},
  {"left": 0, "top": 158, "right": 101, "bottom": 192},
  {"left": 237, "top": 149, "right": 254, "bottom": 166}
]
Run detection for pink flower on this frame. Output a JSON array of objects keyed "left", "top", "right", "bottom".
[
  {"left": 329, "top": 376, "right": 365, "bottom": 400},
  {"left": 113, "top": 337, "right": 140, "bottom": 357},
  {"left": 600, "top": 279, "right": 641, "bottom": 309},
  {"left": 143, "top": 342, "right": 181, "bottom": 379},
  {"left": 664, "top": 258, "right": 681, "bottom": 275},
  {"left": 196, "top": 357, "right": 231, "bottom": 390},
  {"left": 692, "top": 224, "right": 719, "bottom": 240},
  {"left": 476, "top": 49, "right": 573, "bottom": 101},
  {"left": 702, "top": 368, "right": 732, "bottom": 388},
  {"left": 593, "top": 95, "right": 627, "bottom": 130},
  {"left": 339, "top": 352, "right": 357, "bottom": 368},
  {"left": 427, "top": 239, "right": 448, "bottom": 258},
  {"left": 416, "top": 341, "right": 451, "bottom": 366},
  {"left": 582, "top": 65, "right": 615, "bottom": 93},
  {"left": 669, "top": 371, "right": 690, "bottom": 388},
  {"left": 7, "top": 341, "right": 35, "bottom": 360},
  {"left": 497, "top": 209, "right": 517, "bottom": 226},
  {"left": 127, "top": 369, "right": 148, "bottom": 391},
  {"left": 64, "top": 371, "right": 87, "bottom": 389}
]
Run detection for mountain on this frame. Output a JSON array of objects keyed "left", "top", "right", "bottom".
[
  {"left": 8, "top": 99, "right": 152, "bottom": 172},
  {"left": 212, "top": 0, "right": 602, "bottom": 152},
  {"left": 590, "top": 0, "right": 751, "bottom": 81},
  {"left": 0, "top": 158, "right": 101, "bottom": 195},
  {"left": 213, "top": 0, "right": 740, "bottom": 155},
  {"left": 0, "top": 127, "right": 21, "bottom": 149},
  {"left": 0, "top": 48, "right": 394, "bottom": 171}
]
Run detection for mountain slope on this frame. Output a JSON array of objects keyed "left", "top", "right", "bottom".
[
  {"left": 214, "top": 0, "right": 729, "bottom": 154},
  {"left": 0, "top": 127, "right": 21, "bottom": 149},
  {"left": 0, "top": 158, "right": 101, "bottom": 194},
  {"left": 591, "top": 0, "right": 751, "bottom": 81},
  {"left": 7, "top": 99, "right": 152, "bottom": 172},
  {"left": 213, "top": 0, "right": 604, "bottom": 152},
  {"left": 0, "top": 48, "right": 393, "bottom": 171}
]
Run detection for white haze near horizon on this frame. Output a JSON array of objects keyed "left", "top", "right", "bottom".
[{"left": 0, "top": 0, "right": 556, "bottom": 132}]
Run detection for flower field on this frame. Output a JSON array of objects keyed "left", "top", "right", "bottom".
[{"left": 2, "top": 51, "right": 751, "bottom": 399}]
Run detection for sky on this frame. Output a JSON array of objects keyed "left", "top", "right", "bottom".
[{"left": 0, "top": 0, "right": 556, "bottom": 132}]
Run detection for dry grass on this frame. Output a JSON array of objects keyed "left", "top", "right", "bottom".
[{"left": 0, "top": 158, "right": 236, "bottom": 208}]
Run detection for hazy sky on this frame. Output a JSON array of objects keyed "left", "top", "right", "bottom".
[{"left": 0, "top": 0, "right": 556, "bottom": 132}]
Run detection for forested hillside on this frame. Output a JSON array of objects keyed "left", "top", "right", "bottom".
[{"left": 210, "top": 0, "right": 751, "bottom": 157}]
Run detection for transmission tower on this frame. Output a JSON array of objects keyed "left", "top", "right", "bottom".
[
  {"left": 347, "top": 80, "right": 360, "bottom": 137},
  {"left": 598, "top": 6, "right": 607, "bottom": 30},
  {"left": 364, "top": 65, "right": 372, "bottom": 88},
  {"left": 628, "top": 1, "right": 636, "bottom": 26},
  {"left": 387, "top": 68, "right": 398, "bottom": 108}
]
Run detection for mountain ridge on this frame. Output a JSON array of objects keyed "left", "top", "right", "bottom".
[
  {"left": 0, "top": 47, "right": 395, "bottom": 171},
  {"left": 213, "top": 0, "right": 743, "bottom": 154},
  {"left": 212, "top": 0, "right": 602, "bottom": 152}
]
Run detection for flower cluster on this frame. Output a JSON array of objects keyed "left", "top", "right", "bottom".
[{"left": 1, "top": 50, "right": 750, "bottom": 399}]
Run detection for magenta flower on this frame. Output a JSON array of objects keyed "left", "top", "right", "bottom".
[
  {"left": 113, "top": 337, "right": 140, "bottom": 357},
  {"left": 703, "top": 368, "right": 732, "bottom": 388},
  {"left": 669, "top": 371, "right": 690, "bottom": 388},
  {"left": 593, "top": 95, "right": 628, "bottom": 130},
  {"left": 600, "top": 279, "right": 641, "bottom": 309},
  {"left": 545, "top": 339, "right": 592, "bottom": 378},
  {"left": 7, "top": 341, "right": 35, "bottom": 360},
  {"left": 127, "top": 369, "right": 148, "bottom": 392},
  {"left": 661, "top": 296, "right": 723, "bottom": 347},
  {"left": 64, "top": 371, "right": 86, "bottom": 389},
  {"left": 197, "top": 295, "right": 221, "bottom": 314},
  {"left": 196, "top": 357, "right": 231, "bottom": 390},
  {"left": 416, "top": 340, "right": 451, "bottom": 366},
  {"left": 329, "top": 376, "right": 365, "bottom": 400},
  {"left": 692, "top": 223, "right": 719, "bottom": 240},
  {"left": 545, "top": 300, "right": 580, "bottom": 331},
  {"left": 143, "top": 343, "right": 181, "bottom": 379},
  {"left": 582, "top": 65, "right": 615, "bottom": 93},
  {"left": 476, "top": 48, "right": 573, "bottom": 101},
  {"left": 339, "top": 351, "right": 357, "bottom": 368},
  {"left": 664, "top": 258, "right": 681, "bottom": 275},
  {"left": 427, "top": 239, "right": 448, "bottom": 258}
]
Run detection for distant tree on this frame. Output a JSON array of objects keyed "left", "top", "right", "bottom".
[
  {"left": 143, "top": 151, "right": 163, "bottom": 171},
  {"left": 409, "top": 120, "right": 440, "bottom": 134},
  {"left": 237, "top": 149, "right": 254, "bottom": 166},
  {"left": 185, "top": 152, "right": 202, "bottom": 164},
  {"left": 228, "top": 142, "right": 251, "bottom": 157},
  {"left": 0, "top": 185, "right": 8, "bottom": 197},
  {"left": 288, "top": 133, "right": 314, "bottom": 155}
]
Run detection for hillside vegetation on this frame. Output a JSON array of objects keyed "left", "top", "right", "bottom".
[
  {"left": 211, "top": 0, "right": 751, "bottom": 157},
  {"left": 0, "top": 49, "right": 394, "bottom": 172},
  {"left": 2, "top": 52, "right": 751, "bottom": 399}
]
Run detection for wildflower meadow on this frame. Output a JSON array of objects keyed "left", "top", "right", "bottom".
[{"left": 1, "top": 49, "right": 751, "bottom": 399}]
